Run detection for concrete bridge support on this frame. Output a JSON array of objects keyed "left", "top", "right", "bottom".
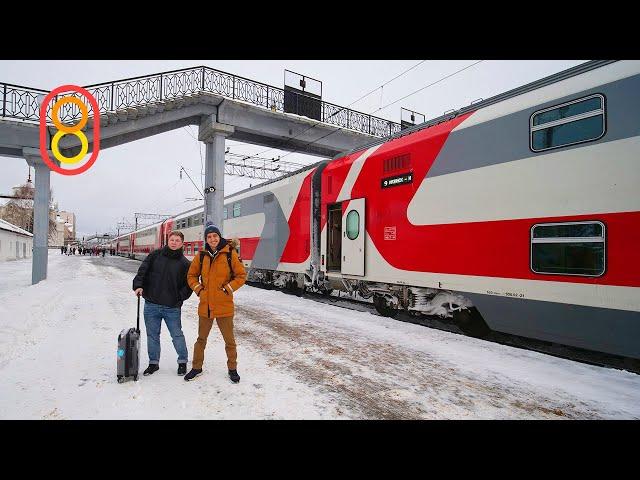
[
  {"left": 23, "top": 148, "right": 56, "bottom": 285},
  {"left": 199, "top": 117, "right": 234, "bottom": 234}
]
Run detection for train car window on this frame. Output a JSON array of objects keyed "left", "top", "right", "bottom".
[
  {"left": 194, "top": 243, "right": 199, "bottom": 253},
  {"left": 530, "top": 94, "right": 605, "bottom": 152},
  {"left": 346, "top": 210, "right": 360, "bottom": 240},
  {"left": 201, "top": 213, "right": 204, "bottom": 224},
  {"left": 531, "top": 221, "right": 605, "bottom": 276},
  {"left": 223, "top": 207, "right": 228, "bottom": 220},
  {"left": 233, "top": 202, "right": 241, "bottom": 218},
  {"left": 187, "top": 217, "right": 193, "bottom": 228}
]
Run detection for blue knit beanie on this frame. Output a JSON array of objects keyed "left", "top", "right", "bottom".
[{"left": 204, "top": 221, "right": 222, "bottom": 239}]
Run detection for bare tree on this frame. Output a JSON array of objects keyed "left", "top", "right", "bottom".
[{"left": 0, "top": 184, "right": 57, "bottom": 237}]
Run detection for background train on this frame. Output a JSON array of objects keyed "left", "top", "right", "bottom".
[{"left": 109, "top": 60, "right": 640, "bottom": 361}]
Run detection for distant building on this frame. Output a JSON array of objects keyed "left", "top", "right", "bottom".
[
  {"left": 48, "top": 206, "right": 76, "bottom": 247},
  {"left": 0, "top": 218, "right": 33, "bottom": 261},
  {"left": 1, "top": 178, "right": 76, "bottom": 248},
  {"left": 58, "top": 211, "right": 76, "bottom": 243},
  {"left": 50, "top": 214, "right": 73, "bottom": 247}
]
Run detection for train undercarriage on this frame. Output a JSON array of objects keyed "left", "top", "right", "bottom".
[{"left": 245, "top": 267, "right": 491, "bottom": 338}]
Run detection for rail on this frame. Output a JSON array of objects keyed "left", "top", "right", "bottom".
[{"left": 0, "top": 66, "right": 401, "bottom": 137}]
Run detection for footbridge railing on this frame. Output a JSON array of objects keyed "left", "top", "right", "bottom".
[{"left": 0, "top": 66, "right": 401, "bottom": 138}]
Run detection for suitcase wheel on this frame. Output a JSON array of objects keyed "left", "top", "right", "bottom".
[
  {"left": 117, "top": 376, "right": 124, "bottom": 384},
  {"left": 133, "top": 375, "right": 138, "bottom": 381}
]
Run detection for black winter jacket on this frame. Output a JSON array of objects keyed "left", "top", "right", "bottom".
[{"left": 132, "top": 246, "right": 192, "bottom": 308}]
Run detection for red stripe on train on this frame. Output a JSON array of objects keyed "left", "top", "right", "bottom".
[
  {"left": 239, "top": 237, "right": 260, "bottom": 260},
  {"left": 370, "top": 211, "right": 640, "bottom": 287},
  {"left": 323, "top": 111, "right": 640, "bottom": 287},
  {"left": 280, "top": 170, "right": 314, "bottom": 263}
]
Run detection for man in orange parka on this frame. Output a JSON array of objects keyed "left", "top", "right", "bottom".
[{"left": 184, "top": 222, "right": 247, "bottom": 383}]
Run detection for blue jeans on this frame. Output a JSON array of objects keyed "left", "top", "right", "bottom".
[{"left": 143, "top": 301, "right": 188, "bottom": 365}]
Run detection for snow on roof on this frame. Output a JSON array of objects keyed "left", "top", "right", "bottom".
[{"left": 0, "top": 218, "right": 33, "bottom": 237}]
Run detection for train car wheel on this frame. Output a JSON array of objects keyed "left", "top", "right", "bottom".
[
  {"left": 454, "top": 307, "right": 490, "bottom": 338},
  {"left": 373, "top": 294, "right": 398, "bottom": 318}
]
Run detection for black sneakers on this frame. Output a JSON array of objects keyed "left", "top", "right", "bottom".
[
  {"left": 177, "top": 364, "right": 187, "bottom": 376},
  {"left": 183, "top": 368, "right": 239, "bottom": 382},
  {"left": 184, "top": 368, "right": 202, "bottom": 381},
  {"left": 143, "top": 364, "right": 159, "bottom": 376}
]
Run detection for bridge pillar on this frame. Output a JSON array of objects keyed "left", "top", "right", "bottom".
[
  {"left": 23, "top": 148, "right": 56, "bottom": 285},
  {"left": 198, "top": 118, "right": 234, "bottom": 234}
]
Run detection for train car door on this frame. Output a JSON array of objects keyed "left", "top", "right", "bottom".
[
  {"left": 326, "top": 202, "right": 343, "bottom": 271},
  {"left": 341, "top": 198, "right": 365, "bottom": 276}
]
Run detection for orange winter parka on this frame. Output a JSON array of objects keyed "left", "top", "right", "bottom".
[{"left": 187, "top": 242, "right": 247, "bottom": 318}]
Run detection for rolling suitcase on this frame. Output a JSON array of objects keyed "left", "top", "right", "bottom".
[{"left": 117, "top": 295, "right": 141, "bottom": 383}]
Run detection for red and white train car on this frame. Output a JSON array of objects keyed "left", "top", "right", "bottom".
[
  {"left": 113, "top": 60, "right": 640, "bottom": 361},
  {"left": 314, "top": 59, "right": 640, "bottom": 360}
]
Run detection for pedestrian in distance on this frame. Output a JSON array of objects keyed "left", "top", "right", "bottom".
[
  {"left": 184, "top": 222, "right": 246, "bottom": 383},
  {"left": 132, "top": 231, "right": 193, "bottom": 376}
]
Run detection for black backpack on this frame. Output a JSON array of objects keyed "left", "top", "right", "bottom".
[{"left": 199, "top": 249, "right": 234, "bottom": 281}]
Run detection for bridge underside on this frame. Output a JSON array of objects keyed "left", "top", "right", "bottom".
[
  {"left": 0, "top": 92, "right": 381, "bottom": 285},
  {"left": 0, "top": 93, "right": 376, "bottom": 159}
]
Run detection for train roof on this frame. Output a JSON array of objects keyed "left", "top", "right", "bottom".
[
  {"left": 341, "top": 60, "right": 616, "bottom": 157},
  {"left": 114, "top": 60, "right": 618, "bottom": 240}
]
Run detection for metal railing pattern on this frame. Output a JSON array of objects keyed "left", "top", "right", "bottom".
[{"left": 1, "top": 66, "right": 401, "bottom": 138}]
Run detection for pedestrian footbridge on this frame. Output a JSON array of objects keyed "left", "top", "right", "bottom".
[{"left": 0, "top": 66, "right": 401, "bottom": 284}]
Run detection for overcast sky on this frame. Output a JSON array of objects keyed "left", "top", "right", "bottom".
[{"left": 0, "top": 60, "right": 585, "bottom": 237}]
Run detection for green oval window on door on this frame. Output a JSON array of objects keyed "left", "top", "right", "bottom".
[{"left": 346, "top": 210, "right": 360, "bottom": 240}]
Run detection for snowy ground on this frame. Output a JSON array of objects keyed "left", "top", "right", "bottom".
[{"left": 1, "top": 253, "right": 639, "bottom": 419}]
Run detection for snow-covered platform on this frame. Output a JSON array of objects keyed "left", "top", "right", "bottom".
[{"left": 1, "top": 254, "right": 639, "bottom": 419}]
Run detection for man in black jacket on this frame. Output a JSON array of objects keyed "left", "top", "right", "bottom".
[{"left": 132, "top": 231, "right": 192, "bottom": 376}]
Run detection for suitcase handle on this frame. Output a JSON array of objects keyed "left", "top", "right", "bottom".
[{"left": 136, "top": 294, "right": 140, "bottom": 333}]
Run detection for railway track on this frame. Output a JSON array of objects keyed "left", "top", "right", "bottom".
[
  {"left": 99, "top": 255, "right": 640, "bottom": 375},
  {"left": 247, "top": 281, "right": 640, "bottom": 375}
]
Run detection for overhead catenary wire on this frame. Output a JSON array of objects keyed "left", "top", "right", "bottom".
[
  {"left": 348, "top": 60, "right": 427, "bottom": 109},
  {"left": 230, "top": 60, "right": 428, "bottom": 161},
  {"left": 370, "top": 60, "right": 484, "bottom": 114},
  {"left": 182, "top": 124, "right": 307, "bottom": 181},
  {"left": 181, "top": 61, "right": 482, "bottom": 179},
  {"left": 183, "top": 126, "right": 205, "bottom": 190},
  {"left": 179, "top": 61, "right": 428, "bottom": 175},
  {"left": 278, "top": 61, "right": 484, "bottom": 160}
]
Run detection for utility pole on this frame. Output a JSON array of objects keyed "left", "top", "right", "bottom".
[
  {"left": 133, "top": 213, "right": 172, "bottom": 232},
  {"left": 116, "top": 221, "right": 134, "bottom": 254},
  {"left": 179, "top": 166, "right": 204, "bottom": 199}
]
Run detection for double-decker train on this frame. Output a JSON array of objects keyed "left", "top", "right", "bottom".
[{"left": 110, "top": 60, "right": 640, "bottom": 361}]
